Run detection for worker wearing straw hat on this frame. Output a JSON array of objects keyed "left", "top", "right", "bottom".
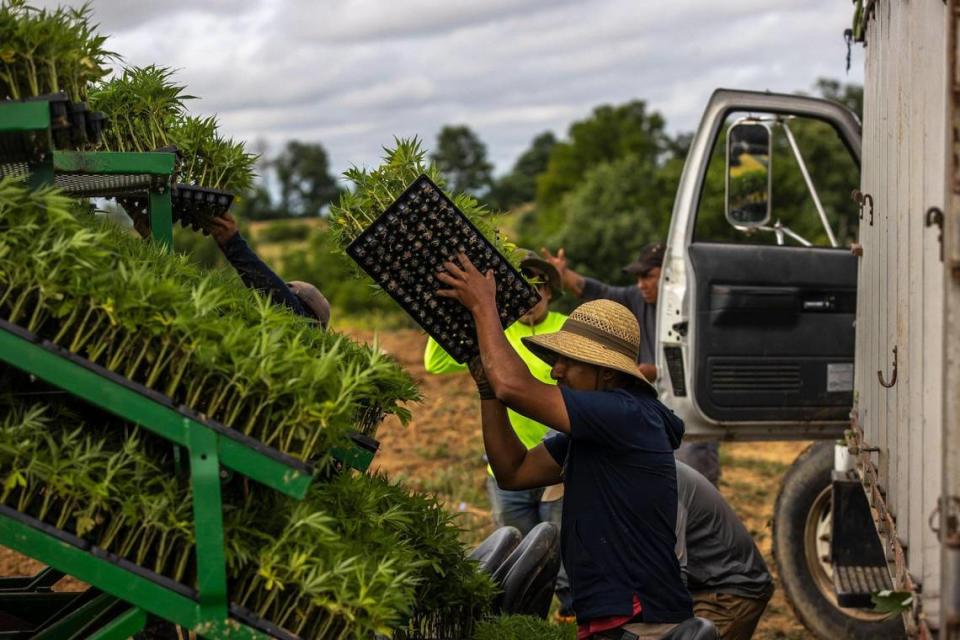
[
  {"left": 437, "top": 253, "right": 692, "bottom": 639},
  {"left": 541, "top": 243, "right": 721, "bottom": 488}
]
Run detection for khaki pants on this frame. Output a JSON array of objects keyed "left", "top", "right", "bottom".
[{"left": 692, "top": 591, "right": 771, "bottom": 640}]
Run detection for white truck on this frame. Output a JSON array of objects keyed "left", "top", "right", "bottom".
[{"left": 655, "top": 1, "right": 957, "bottom": 637}]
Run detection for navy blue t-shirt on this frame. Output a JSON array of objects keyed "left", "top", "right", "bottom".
[{"left": 543, "top": 385, "right": 693, "bottom": 624}]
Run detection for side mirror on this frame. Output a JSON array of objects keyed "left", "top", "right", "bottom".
[{"left": 725, "top": 119, "right": 772, "bottom": 229}]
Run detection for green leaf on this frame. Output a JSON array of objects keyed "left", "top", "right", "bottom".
[{"left": 871, "top": 589, "right": 913, "bottom": 615}]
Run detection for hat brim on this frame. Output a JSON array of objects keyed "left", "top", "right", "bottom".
[
  {"left": 522, "top": 331, "right": 655, "bottom": 392},
  {"left": 521, "top": 256, "right": 562, "bottom": 296}
]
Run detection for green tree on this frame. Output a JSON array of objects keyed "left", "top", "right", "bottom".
[
  {"left": 529, "top": 100, "right": 670, "bottom": 240},
  {"left": 812, "top": 77, "right": 863, "bottom": 117},
  {"left": 555, "top": 154, "right": 675, "bottom": 284},
  {"left": 273, "top": 141, "right": 342, "bottom": 217},
  {"left": 430, "top": 125, "right": 494, "bottom": 196},
  {"left": 486, "top": 131, "right": 556, "bottom": 210},
  {"left": 232, "top": 183, "right": 277, "bottom": 220}
]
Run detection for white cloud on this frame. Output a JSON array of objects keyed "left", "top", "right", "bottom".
[{"left": 48, "top": 0, "right": 864, "bottom": 174}]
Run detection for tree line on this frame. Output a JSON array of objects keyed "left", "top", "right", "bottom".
[{"left": 182, "top": 78, "right": 863, "bottom": 322}]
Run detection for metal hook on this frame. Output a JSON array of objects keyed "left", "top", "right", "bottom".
[
  {"left": 851, "top": 190, "right": 874, "bottom": 226},
  {"left": 926, "top": 206, "right": 945, "bottom": 262},
  {"left": 878, "top": 345, "right": 898, "bottom": 388},
  {"left": 852, "top": 189, "right": 864, "bottom": 219}
]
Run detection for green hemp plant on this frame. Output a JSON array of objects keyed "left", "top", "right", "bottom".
[
  {"left": 0, "top": 177, "right": 418, "bottom": 461},
  {"left": 88, "top": 66, "right": 257, "bottom": 193},
  {"left": 0, "top": 396, "right": 495, "bottom": 639},
  {"left": 0, "top": 0, "right": 114, "bottom": 102},
  {"left": 329, "top": 137, "right": 519, "bottom": 268}
]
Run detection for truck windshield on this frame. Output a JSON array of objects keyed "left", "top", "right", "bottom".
[{"left": 694, "top": 113, "right": 860, "bottom": 247}]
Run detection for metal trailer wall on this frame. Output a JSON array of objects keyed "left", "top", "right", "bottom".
[
  {"left": 942, "top": 2, "right": 960, "bottom": 636},
  {"left": 857, "top": 0, "right": 949, "bottom": 632}
]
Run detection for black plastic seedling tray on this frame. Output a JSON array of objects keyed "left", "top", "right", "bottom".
[
  {"left": 170, "top": 184, "right": 235, "bottom": 233},
  {"left": 117, "top": 184, "right": 234, "bottom": 235},
  {"left": 346, "top": 175, "right": 540, "bottom": 363}
]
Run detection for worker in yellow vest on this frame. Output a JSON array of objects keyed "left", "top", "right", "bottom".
[{"left": 423, "top": 249, "right": 572, "bottom": 617}]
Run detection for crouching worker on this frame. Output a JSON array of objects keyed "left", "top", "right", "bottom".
[
  {"left": 207, "top": 213, "right": 330, "bottom": 327},
  {"left": 437, "top": 253, "right": 693, "bottom": 639},
  {"left": 675, "top": 461, "right": 773, "bottom": 639}
]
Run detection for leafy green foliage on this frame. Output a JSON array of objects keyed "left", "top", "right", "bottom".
[
  {"left": 0, "top": 177, "right": 418, "bottom": 459},
  {"left": 330, "top": 137, "right": 519, "bottom": 268},
  {"left": 86, "top": 65, "right": 192, "bottom": 152},
  {"left": 88, "top": 66, "right": 257, "bottom": 193},
  {"left": 0, "top": 0, "right": 115, "bottom": 101},
  {"left": 472, "top": 615, "right": 576, "bottom": 640},
  {"left": 238, "top": 475, "right": 494, "bottom": 638},
  {"left": 0, "top": 399, "right": 195, "bottom": 580},
  {"left": 486, "top": 131, "right": 556, "bottom": 211},
  {"left": 532, "top": 100, "right": 670, "bottom": 238},
  {"left": 256, "top": 219, "right": 313, "bottom": 244},
  {"left": 431, "top": 125, "right": 494, "bottom": 196},
  {"left": 552, "top": 154, "right": 675, "bottom": 283},
  {"left": 274, "top": 140, "right": 342, "bottom": 217},
  {"left": 0, "top": 396, "right": 494, "bottom": 639}
]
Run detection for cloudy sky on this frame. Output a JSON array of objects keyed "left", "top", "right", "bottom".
[{"left": 53, "top": 0, "right": 863, "bottom": 176}]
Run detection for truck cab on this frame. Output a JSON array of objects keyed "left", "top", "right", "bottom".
[{"left": 657, "top": 89, "right": 862, "bottom": 441}]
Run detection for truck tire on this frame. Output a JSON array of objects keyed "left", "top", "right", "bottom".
[{"left": 773, "top": 442, "right": 906, "bottom": 639}]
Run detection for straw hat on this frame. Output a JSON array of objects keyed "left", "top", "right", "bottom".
[{"left": 522, "top": 299, "right": 654, "bottom": 390}]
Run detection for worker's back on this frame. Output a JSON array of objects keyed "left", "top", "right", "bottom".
[{"left": 675, "top": 461, "right": 771, "bottom": 597}]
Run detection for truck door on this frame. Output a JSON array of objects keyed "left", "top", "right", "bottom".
[{"left": 659, "top": 91, "right": 862, "bottom": 434}]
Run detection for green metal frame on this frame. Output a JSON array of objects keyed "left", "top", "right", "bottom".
[
  {"left": 0, "top": 324, "right": 313, "bottom": 498},
  {"left": 0, "top": 99, "right": 279, "bottom": 637},
  {"left": 0, "top": 101, "right": 50, "bottom": 132},
  {"left": 0, "top": 97, "right": 380, "bottom": 638},
  {"left": 0, "top": 323, "right": 295, "bottom": 635},
  {"left": 0, "top": 100, "right": 175, "bottom": 247},
  {"left": 0, "top": 513, "right": 268, "bottom": 639}
]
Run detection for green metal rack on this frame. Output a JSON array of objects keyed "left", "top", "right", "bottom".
[{"left": 0, "top": 98, "right": 363, "bottom": 638}]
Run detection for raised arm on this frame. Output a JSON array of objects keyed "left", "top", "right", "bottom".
[
  {"left": 540, "top": 247, "right": 633, "bottom": 305},
  {"left": 436, "top": 254, "right": 570, "bottom": 433},
  {"left": 473, "top": 375, "right": 563, "bottom": 489},
  {"left": 209, "top": 214, "right": 310, "bottom": 318},
  {"left": 540, "top": 247, "right": 585, "bottom": 297}
]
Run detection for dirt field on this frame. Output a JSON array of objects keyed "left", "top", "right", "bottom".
[{"left": 0, "top": 327, "right": 813, "bottom": 638}]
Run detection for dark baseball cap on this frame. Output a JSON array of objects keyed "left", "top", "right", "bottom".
[
  {"left": 519, "top": 249, "right": 562, "bottom": 296},
  {"left": 623, "top": 242, "right": 665, "bottom": 276}
]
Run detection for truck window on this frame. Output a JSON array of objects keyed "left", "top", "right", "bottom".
[{"left": 694, "top": 113, "right": 860, "bottom": 247}]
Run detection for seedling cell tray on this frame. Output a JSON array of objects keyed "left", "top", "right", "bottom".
[
  {"left": 117, "top": 184, "right": 234, "bottom": 235},
  {"left": 346, "top": 174, "right": 540, "bottom": 363}
]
